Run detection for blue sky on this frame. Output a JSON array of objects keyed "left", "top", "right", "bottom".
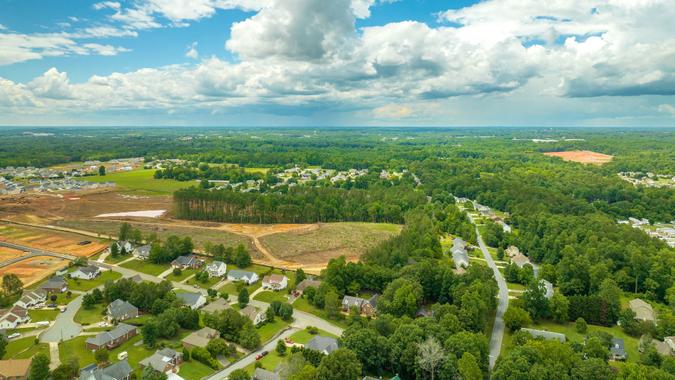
[{"left": 0, "top": 0, "right": 673, "bottom": 126}]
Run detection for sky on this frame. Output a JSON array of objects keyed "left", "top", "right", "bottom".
[{"left": 0, "top": 0, "right": 674, "bottom": 127}]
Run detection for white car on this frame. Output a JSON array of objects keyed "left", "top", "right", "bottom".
[
  {"left": 7, "top": 333, "right": 21, "bottom": 339},
  {"left": 117, "top": 351, "right": 128, "bottom": 360},
  {"left": 36, "top": 321, "right": 50, "bottom": 327}
]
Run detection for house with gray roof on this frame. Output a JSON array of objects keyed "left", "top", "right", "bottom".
[
  {"left": 240, "top": 305, "right": 266, "bottom": 326},
  {"left": 14, "top": 290, "right": 46, "bottom": 309},
  {"left": 171, "top": 255, "right": 204, "bottom": 270},
  {"left": 140, "top": 348, "right": 183, "bottom": 374},
  {"left": 521, "top": 328, "right": 565, "bottom": 342},
  {"left": 540, "top": 279, "right": 554, "bottom": 299},
  {"left": 253, "top": 368, "right": 279, "bottom": 380},
  {"left": 342, "top": 295, "right": 378, "bottom": 316},
  {"left": 227, "top": 270, "right": 259, "bottom": 285},
  {"left": 41, "top": 276, "right": 68, "bottom": 293},
  {"left": 106, "top": 299, "right": 138, "bottom": 322},
  {"left": 450, "top": 238, "right": 470, "bottom": 270},
  {"left": 79, "top": 359, "right": 133, "bottom": 380},
  {"left": 610, "top": 338, "right": 627, "bottom": 361},
  {"left": 202, "top": 297, "right": 230, "bottom": 314},
  {"left": 296, "top": 279, "right": 321, "bottom": 293},
  {"left": 71, "top": 265, "right": 101, "bottom": 280},
  {"left": 85, "top": 323, "right": 137, "bottom": 351},
  {"left": 305, "top": 335, "right": 339, "bottom": 355},
  {"left": 175, "top": 292, "right": 206, "bottom": 310},
  {"left": 133, "top": 245, "right": 151, "bottom": 260},
  {"left": 181, "top": 327, "right": 219, "bottom": 349}
]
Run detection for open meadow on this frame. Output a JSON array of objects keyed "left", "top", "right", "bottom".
[{"left": 80, "top": 169, "right": 194, "bottom": 196}]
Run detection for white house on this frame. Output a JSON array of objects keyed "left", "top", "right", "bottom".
[
  {"left": 227, "top": 270, "right": 259, "bottom": 285},
  {"left": 175, "top": 292, "right": 207, "bottom": 310},
  {"left": 70, "top": 265, "right": 101, "bottom": 280},
  {"left": 0, "top": 307, "right": 31, "bottom": 329},
  {"left": 112, "top": 241, "right": 134, "bottom": 253},
  {"left": 240, "top": 305, "right": 266, "bottom": 326},
  {"left": 14, "top": 290, "right": 47, "bottom": 309},
  {"left": 262, "top": 274, "right": 288, "bottom": 291},
  {"left": 206, "top": 261, "right": 227, "bottom": 278}
]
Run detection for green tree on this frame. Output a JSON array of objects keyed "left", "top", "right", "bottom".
[
  {"left": 523, "top": 280, "right": 549, "bottom": 321},
  {"left": 457, "top": 352, "right": 482, "bottom": 380},
  {"left": 239, "top": 324, "right": 261, "bottom": 349},
  {"left": 94, "top": 348, "right": 109, "bottom": 364},
  {"left": 276, "top": 339, "right": 287, "bottom": 356},
  {"left": 118, "top": 223, "right": 131, "bottom": 241},
  {"left": 417, "top": 337, "right": 445, "bottom": 380},
  {"left": 142, "top": 320, "right": 159, "bottom": 348},
  {"left": 238, "top": 288, "right": 249, "bottom": 308},
  {"left": 28, "top": 353, "right": 50, "bottom": 380},
  {"left": 98, "top": 165, "right": 106, "bottom": 176},
  {"left": 571, "top": 358, "right": 614, "bottom": 380},
  {"left": 324, "top": 290, "right": 341, "bottom": 320},
  {"left": 2, "top": 274, "right": 23, "bottom": 296},
  {"left": 317, "top": 348, "right": 362, "bottom": 380},
  {"left": 229, "top": 369, "right": 251, "bottom": 380},
  {"left": 377, "top": 277, "right": 423, "bottom": 318},
  {"left": 234, "top": 245, "right": 251, "bottom": 268},
  {"left": 575, "top": 317, "right": 587, "bottom": 334},
  {"left": 206, "top": 338, "right": 229, "bottom": 358},
  {"left": 549, "top": 293, "right": 569, "bottom": 323},
  {"left": 110, "top": 242, "right": 119, "bottom": 257},
  {"left": 0, "top": 336, "right": 6, "bottom": 359},
  {"left": 584, "top": 336, "right": 609, "bottom": 361},
  {"left": 141, "top": 367, "right": 168, "bottom": 380},
  {"left": 295, "top": 268, "right": 306, "bottom": 285},
  {"left": 50, "top": 358, "right": 79, "bottom": 380},
  {"left": 504, "top": 306, "right": 532, "bottom": 332}
]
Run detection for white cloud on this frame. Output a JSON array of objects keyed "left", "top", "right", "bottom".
[
  {"left": 373, "top": 103, "right": 413, "bottom": 118},
  {"left": 93, "top": 1, "right": 121, "bottom": 11},
  {"left": 186, "top": 42, "right": 199, "bottom": 59},
  {"left": 28, "top": 68, "right": 74, "bottom": 99},
  {"left": 657, "top": 104, "right": 675, "bottom": 116}
]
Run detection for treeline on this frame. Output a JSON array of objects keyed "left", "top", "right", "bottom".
[
  {"left": 173, "top": 185, "right": 426, "bottom": 224},
  {"left": 154, "top": 163, "right": 263, "bottom": 182}
]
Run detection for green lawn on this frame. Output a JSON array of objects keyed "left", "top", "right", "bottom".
[
  {"left": 105, "top": 254, "right": 133, "bottom": 264},
  {"left": 218, "top": 280, "right": 261, "bottom": 296},
  {"left": 290, "top": 328, "right": 338, "bottom": 344},
  {"left": 120, "top": 259, "right": 169, "bottom": 276},
  {"left": 244, "top": 350, "right": 286, "bottom": 375},
  {"left": 67, "top": 270, "right": 122, "bottom": 291},
  {"left": 186, "top": 276, "right": 220, "bottom": 289},
  {"left": 257, "top": 319, "right": 290, "bottom": 343},
  {"left": 164, "top": 269, "right": 196, "bottom": 282},
  {"left": 507, "top": 282, "right": 526, "bottom": 291},
  {"left": 503, "top": 321, "right": 641, "bottom": 363},
  {"left": 74, "top": 303, "right": 107, "bottom": 325},
  {"left": 123, "top": 315, "right": 154, "bottom": 326},
  {"left": 254, "top": 290, "right": 290, "bottom": 304},
  {"left": 179, "top": 360, "right": 218, "bottom": 378},
  {"left": 81, "top": 169, "right": 194, "bottom": 196},
  {"left": 28, "top": 308, "right": 59, "bottom": 322},
  {"left": 3, "top": 337, "right": 49, "bottom": 360},
  {"left": 292, "top": 297, "right": 349, "bottom": 329},
  {"left": 60, "top": 334, "right": 155, "bottom": 371}
]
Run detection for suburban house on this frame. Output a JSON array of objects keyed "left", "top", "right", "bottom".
[
  {"left": 296, "top": 279, "right": 322, "bottom": 294},
  {"left": 206, "top": 261, "right": 227, "bottom": 277},
  {"left": 80, "top": 359, "right": 133, "bottom": 380},
  {"left": 175, "top": 292, "right": 207, "bottom": 310},
  {"left": 540, "top": 279, "right": 554, "bottom": 299},
  {"left": 610, "top": 338, "right": 627, "bottom": 361},
  {"left": 240, "top": 305, "right": 266, "bottom": 326},
  {"left": 342, "top": 295, "right": 378, "bottom": 316},
  {"left": 227, "top": 270, "right": 259, "bottom": 285},
  {"left": 181, "top": 327, "right": 220, "bottom": 349},
  {"left": 0, "top": 359, "right": 31, "bottom": 379},
  {"left": 133, "top": 244, "right": 151, "bottom": 260},
  {"left": 253, "top": 368, "right": 280, "bottom": 380},
  {"left": 140, "top": 348, "right": 183, "bottom": 374},
  {"left": 305, "top": 336, "right": 339, "bottom": 355},
  {"left": 130, "top": 274, "right": 143, "bottom": 284},
  {"left": 40, "top": 276, "right": 68, "bottom": 293},
  {"left": 0, "top": 306, "right": 31, "bottom": 330},
  {"left": 106, "top": 299, "right": 139, "bottom": 322},
  {"left": 262, "top": 274, "right": 289, "bottom": 291},
  {"left": 511, "top": 253, "right": 532, "bottom": 269},
  {"left": 85, "top": 323, "right": 137, "bottom": 351},
  {"left": 450, "top": 238, "right": 470, "bottom": 270},
  {"left": 113, "top": 241, "right": 134, "bottom": 253},
  {"left": 629, "top": 298, "right": 656, "bottom": 324},
  {"left": 521, "top": 328, "right": 566, "bottom": 342},
  {"left": 202, "top": 298, "right": 230, "bottom": 314},
  {"left": 14, "top": 290, "right": 46, "bottom": 309},
  {"left": 70, "top": 265, "right": 101, "bottom": 280},
  {"left": 171, "top": 255, "right": 205, "bottom": 270}
]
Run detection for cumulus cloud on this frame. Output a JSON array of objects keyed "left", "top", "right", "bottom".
[{"left": 1, "top": 0, "right": 674, "bottom": 125}]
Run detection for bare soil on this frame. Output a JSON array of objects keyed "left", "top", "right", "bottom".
[
  {"left": 0, "top": 256, "right": 69, "bottom": 287},
  {"left": 544, "top": 150, "right": 614, "bottom": 165}
]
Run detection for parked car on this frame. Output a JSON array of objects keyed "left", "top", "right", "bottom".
[
  {"left": 36, "top": 321, "right": 50, "bottom": 327},
  {"left": 117, "top": 351, "right": 128, "bottom": 360},
  {"left": 8, "top": 333, "right": 21, "bottom": 339},
  {"left": 59, "top": 306, "right": 67, "bottom": 312},
  {"left": 255, "top": 351, "right": 269, "bottom": 360}
]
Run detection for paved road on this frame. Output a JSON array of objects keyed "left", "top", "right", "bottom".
[
  {"left": 0, "top": 241, "right": 77, "bottom": 267},
  {"left": 205, "top": 328, "right": 298, "bottom": 379},
  {"left": 471, "top": 217, "right": 508, "bottom": 370},
  {"left": 39, "top": 294, "right": 83, "bottom": 343}
]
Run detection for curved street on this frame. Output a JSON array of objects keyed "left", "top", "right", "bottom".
[{"left": 39, "top": 294, "right": 83, "bottom": 343}]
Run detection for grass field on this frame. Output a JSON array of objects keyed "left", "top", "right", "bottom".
[
  {"left": 119, "top": 259, "right": 169, "bottom": 276},
  {"left": 74, "top": 303, "right": 106, "bottom": 325},
  {"left": 3, "top": 337, "right": 49, "bottom": 360},
  {"left": 180, "top": 360, "right": 218, "bottom": 378},
  {"left": 164, "top": 268, "right": 196, "bottom": 282},
  {"left": 66, "top": 270, "right": 122, "bottom": 291},
  {"left": 186, "top": 276, "right": 220, "bottom": 289},
  {"left": 259, "top": 222, "right": 401, "bottom": 265},
  {"left": 257, "top": 319, "right": 291, "bottom": 344},
  {"left": 28, "top": 308, "right": 59, "bottom": 321},
  {"left": 289, "top": 327, "right": 338, "bottom": 344},
  {"left": 81, "top": 169, "right": 194, "bottom": 196},
  {"left": 55, "top": 219, "right": 257, "bottom": 257}
]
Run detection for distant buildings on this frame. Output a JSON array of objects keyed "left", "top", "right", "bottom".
[
  {"left": 14, "top": 290, "right": 46, "bottom": 309},
  {"left": 619, "top": 217, "right": 675, "bottom": 248},
  {"left": 202, "top": 298, "right": 230, "bottom": 314}
]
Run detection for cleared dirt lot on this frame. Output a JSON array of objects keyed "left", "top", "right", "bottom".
[
  {"left": 0, "top": 246, "right": 25, "bottom": 262},
  {"left": 259, "top": 222, "right": 401, "bottom": 265},
  {"left": 0, "top": 255, "right": 69, "bottom": 287},
  {"left": 0, "top": 224, "right": 107, "bottom": 257},
  {"left": 544, "top": 150, "right": 614, "bottom": 165}
]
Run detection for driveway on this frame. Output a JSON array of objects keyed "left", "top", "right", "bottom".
[{"left": 39, "top": 294, "right": 83, "bottom": 343}]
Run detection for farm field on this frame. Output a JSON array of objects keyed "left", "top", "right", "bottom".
[
  {"left": 543, "top": 150, "right": 614, "bottom": 165},
  {"left": 0, "top": 246, "right": 25, "bottom": 261},
  {"left": 80, "top": 169, "right": 194, "bottom": 196},
  {"left": 53, "top": 219, "right": 258, "bottom": 257},
  {"left": 259, "top": 222, "right": 401, "bottom": 265},
  {"left": 0, "top": 224, "right": 107, "bottom": 257},
  {"left": 0, "top": 255, "right": 68, "bottom": 287}
]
